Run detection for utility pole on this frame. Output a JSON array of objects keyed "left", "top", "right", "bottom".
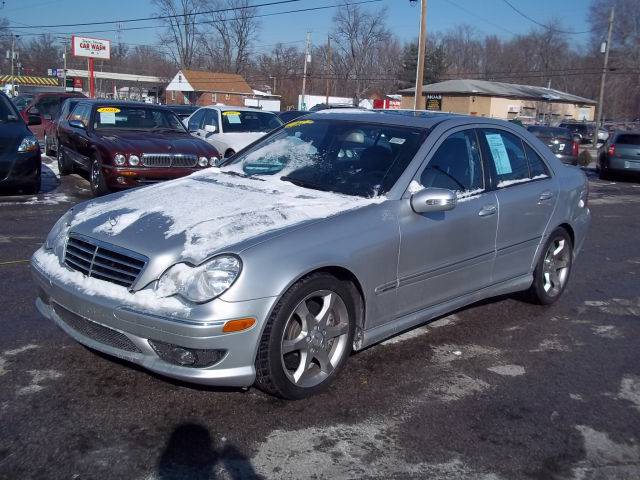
[
  {"left": 593, "top": 6, "right": 614, "bottom": 147},
  {"left": 62, "top": 41, "right": 67, "bottom": 92},
  {"left": 325, "top": 35, "right": 332, "bottom": 105},
  {"left": 301, "top": 31, "right": 311, "bottom": 110},
  {"left": 414, "top": 0, "right": 427, "bottom": 110},
  {"left": 9, "top": 35, "right": 17, "bottom": 97}
]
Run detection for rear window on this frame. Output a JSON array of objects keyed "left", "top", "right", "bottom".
[
  {"left": 615, "top": 134, "right": 640, "bottom": 145},
  {"left": 220, "top": 110, "right": 283, "bottom": 133}
]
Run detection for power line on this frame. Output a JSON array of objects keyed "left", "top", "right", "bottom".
[
  {"left": 443, "top": 0, "right": 518, "bottom": 36},
  {"left": 4, "top": 0, "right": 383, "bottom": 37},
  {"left": 501, "top": 0, "right": 592, "bottom": 35},
  {"left": 7, "top": 0, "right": 305, "bottom": 29}
]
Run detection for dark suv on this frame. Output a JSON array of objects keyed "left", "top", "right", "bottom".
[
  {"left": 57, "top": 100, "right": 220, "bottom": 196},
  {"left": 558, "top": 121, "right": 608, "bottom": 145}
]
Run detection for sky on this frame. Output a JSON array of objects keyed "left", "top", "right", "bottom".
[{"left": 1, "top": 0, "right": 595, "bottom": 59}]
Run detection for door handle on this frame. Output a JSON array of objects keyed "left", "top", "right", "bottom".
[
  {"left": 478, "top": 204, "right": 497, "bottom": 217},
  {"left": 538, "top": 191, "right": 554, "bottom": 202}
]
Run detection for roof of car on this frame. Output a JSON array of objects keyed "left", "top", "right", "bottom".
[
  {"left": 198, "top": 105, "right": 277, "bottom": 114},
  {"left": 76, "top": 99, "right": 172, "bottom": 109},
  {"left": 305, "top": 108, "right": 517, "bottom": 130}
]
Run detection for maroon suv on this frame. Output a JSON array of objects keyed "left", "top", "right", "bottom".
[
  {"left": 57, "top": 100, "right": 220, "bottom": 196},
  {"left": 19, "top": 92, "right": 86, "bottom": 142}
]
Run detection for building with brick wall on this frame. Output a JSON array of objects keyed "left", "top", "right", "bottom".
[{"left": 165, "top": 70, "right": 253, "bottom": 107}]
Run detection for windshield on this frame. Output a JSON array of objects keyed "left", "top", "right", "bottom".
[
  {"left": 93, "top": 106, "right": 186, "bottom": 132},
  {"left": 220, "top": 110, "right": 282, "bottom": 133},
  {"left": 11, "top": 95, "right": 33, "bottom": 112},
  {"left": 223, "top": 119, "right": 427, "bottom": 198},
  {"left": 0, "top": 95, "right": 20, "bottom": 123}
]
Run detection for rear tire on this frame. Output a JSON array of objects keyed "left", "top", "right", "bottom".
[
  {"left": 526, "top": 228, "right": 573, "bottom": 305},
  {"left": 254, "top": 272, "right": 356, "bottom": 399},
  {"left": 44, "top": 134, "right": 54, "bottom": 157},
  {"left": 57, "top": 147, "right": 73, "bottom": 175},
  {"left": 90, "top": 157, "right": 110, "bottom": 197}
]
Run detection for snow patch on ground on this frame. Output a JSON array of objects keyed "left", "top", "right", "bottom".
[
  {"left": 426, "top": 374, "right": 491, "bottom": 402},
  {"left": 380, "top": 314, "right": 459, "bottom": 346},
  {"left": 4, "top": 344, "right": 39, "bottom": 356},
  {"left": 569, "top": 393, "right": 584, "bottom": 401},
  {"left": 17, "top": 369, "right": 63, "bottom": 395},
  {"left": 618, "top": 375, "right": 640, "bottom": 412},
  {"left": 487, "top": 364, "right": 526, "bottom": 377},
  {"left": 32, "top": 249, "right": 190, "bottom": 315},
  {"left": 531, "top": 334, "right": 570, "bottom": 352},
  {"left": 592, "top": 325, "right": 622, "bottom": 339},
  {"left": 584, "top": 297, "right": 640, "bottom": 316},
  {"left": 571, "top": 425, "right": 640, "bottom": 479},
  {"left": 431, "top": 343, "right": 500, "bottom": 364}
]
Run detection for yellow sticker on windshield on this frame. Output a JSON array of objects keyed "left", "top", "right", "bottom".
[
  {"left": 285, "top": 119, "right": 314, "bottom": 129},
  {"left": 222, "top": 111, "right": 241, "bottom": 116},
  {"left": 97, "top": 107, "right": 121, "bottom": 113}
]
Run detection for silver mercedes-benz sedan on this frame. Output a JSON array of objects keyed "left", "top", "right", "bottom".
[{"left": 32, "top": 110, "right": 591, "bottom": 399}]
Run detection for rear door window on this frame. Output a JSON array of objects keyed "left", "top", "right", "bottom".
[
  {"left": 187, "top": 109, "right": 205, "bottom": 132},
  {"left": 615, "top": 134, "right": 640, "bottom": 145},
  {"left": 480, "top": 129, "right": 529, "bottom": 187},
  {"left": 202, "top": 109, "right": 219, "bottom": 132},
  {"left": 524, "top": 143, "right": 550, "bottom": 177}
]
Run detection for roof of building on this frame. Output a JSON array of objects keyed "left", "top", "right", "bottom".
[
  {"left": 399, "top": 79, "right": 596, "bottom": 105},
  {"left": 179, "top": 70, "right": 253, "bottom": 94}
]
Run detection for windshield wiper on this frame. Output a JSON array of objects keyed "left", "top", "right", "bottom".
[
  {"left": 280, "top": 175, "right": 329, "bottom": 191},
  {"left": 221, "top": 170, "right": 265, "bottom": 181}
]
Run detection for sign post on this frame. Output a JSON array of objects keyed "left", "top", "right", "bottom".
[{"left": 71, "top": 35, "right": 110, "bottom": 98}]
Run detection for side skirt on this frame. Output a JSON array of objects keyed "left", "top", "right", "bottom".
[{"left": 359, "top": 274, "right": 532, "bottom": 350}]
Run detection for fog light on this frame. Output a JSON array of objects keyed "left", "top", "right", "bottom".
[
  {"left": 173, "top": 347, "right": 196, "bottom": 366},
  {"left": 198, "top": 156, "right": 209, "bottom": 167},
  {"left": 148, "top": 339, "right": 227, "bottom": 368},
  {"left": 116, "top": 176, "right": 126, "bottom": 185}
]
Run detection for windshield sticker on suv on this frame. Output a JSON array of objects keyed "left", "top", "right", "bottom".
[
  {"left": 97, "top": 107, "right": 121, "bottom": 113},
  {"left": 485, "top": 133, "right": 512, "bottom": 175},
  {"left": 99, "top": 112, "right": 116, "bottom": 124},
  {"left": 285, "top": 119, "right": 314, "bottom": 129},
  {"left": 389, "top": 137, "right": 406, "bottom": 145}
]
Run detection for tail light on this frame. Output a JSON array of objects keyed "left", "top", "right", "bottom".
[
  {"left": 608, "top": 144, "right": 616, "bottom": 157},
  {"left": 572, "top": 141, "right": 579, "bottom": 157}
]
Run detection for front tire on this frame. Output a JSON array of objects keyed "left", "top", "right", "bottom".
[
  {"left": 90, "top": 157, "right": 110, "bottom": 197},
  {"left": 44, "top": 134, "right": 54, "bottom": 157},
  {"left": 255, "top": 273, "right": 356, "bottom": 399},
  {"left": 527, "top": 228, "right": 573, "bottom": 305},
  {"left": 57, "top": 147, "right": 73, "bottom": 175}
]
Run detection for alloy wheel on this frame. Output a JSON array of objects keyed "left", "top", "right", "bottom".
[
  {"left": 91, "top": 161, "right": 101, "bottom": 189},
  {"left": 542, "top": 237, "right": 570, "bottom": 297},
  {"left": 280, "top": 290, "right": 350, "bottom": 388}
]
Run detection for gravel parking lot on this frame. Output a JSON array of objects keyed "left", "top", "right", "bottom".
[{"left": 1, "top": 158, "right": 639, "bottom": 479}]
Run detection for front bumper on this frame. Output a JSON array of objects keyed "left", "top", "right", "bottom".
[
  {"left": 31, "top": 252, "right": 277, "bottom": 387},
  {"left": 0, "top": 151, "right": 41, "bottom": 187},
  {"left": 103, "top": 166, "right": 207, "bottom": 188}
]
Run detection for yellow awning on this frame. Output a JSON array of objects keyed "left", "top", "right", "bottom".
[{"left": 0, "top": 75, "right": 59, "bottom": 86}]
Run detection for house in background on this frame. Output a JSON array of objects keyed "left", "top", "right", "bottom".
[
  {"left": 165, "top": 69, "right": 253, "bottom": 107},
  {"left": 399, "top": 79, "right": 596, "bottom": 123}
]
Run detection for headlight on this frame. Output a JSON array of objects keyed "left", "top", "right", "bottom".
[
  {"left": 129, "top": 154, "right": 140, "bottom": 166},
  {"left": 198, "top": 156, "right": 209, "bottom": 167},
  {"left": 209, "top": 157, "right": 220, "bottom": 167},
  {"left": 114, "top": 153, "right": 126, "bottom": 166},
  {"left": 156, "top": 255, "right": 241, "bottom": 303},
  {"left": 44, "top": 209, "right": 73, "bottom": 251},
  {"left": 18, "top": 135, "right": 39, "bottom": 153}
]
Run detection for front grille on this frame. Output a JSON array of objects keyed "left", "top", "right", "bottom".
[
  {"left": 64, "top": 235, "right": 147, "bottom": 288},
  {"left": 141, "top": 153, "right": 198, "bottom": 168},
  {"left": 53, "top": 303, "right": 141, "bottom": 353}
]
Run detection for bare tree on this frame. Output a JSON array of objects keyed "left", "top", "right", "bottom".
[
  {"left": 330, "top": 2, "right": 393, "bottom": 103},
  {"left": 199, "top": 0, "right": 259, "bottom": 74},
  {"left": 153, "top": 0, "right": 205, "bottom": 69},
  {"left": 20, "top": 34, "right": 61, "bottom": 76}
]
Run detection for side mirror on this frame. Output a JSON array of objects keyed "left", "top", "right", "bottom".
[
  {"left": 410, "top": 187, "right": 457, "bottom": 214},
  {"left": 204, "top": 124, "right": 217, "bottom": 133},
  {"left": 68, "top": 119, "right": 85, "bottom": 129},
  {"left": 27, "top": 115, "right": 42, "bottom": 126}
]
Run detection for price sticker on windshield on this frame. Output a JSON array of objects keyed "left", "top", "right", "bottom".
[
  {"left": 97, "top": 107, "right": 121, "bottom": 113},
  {"left": 222, "top": 111, "right": 242, "bottom": 124},
  {"left": 285, "top": 119, "right": 314, "bottom": 129}
]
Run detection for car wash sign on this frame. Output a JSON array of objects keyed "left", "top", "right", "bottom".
[{"left": 71, "top": 35, "right": 111, "bottom": 60}]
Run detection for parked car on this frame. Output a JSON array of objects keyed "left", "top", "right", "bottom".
[
  {"left": 56, "top": 100, "right": 220, "bottom": 196},
  {"left": 558, "top": 121, "right": 608, "bottom": 145},
  {"left": 309, "top": 103, "right": 360, "bottom": 112},
  {"left": 0, "top": 91, "right": 42, "bottom": 194},
  {"left": 277, "top": 110, "right": 307, "bottom": 123},
  {"left": 32, "top": 111, "right": 590, "bottom": 399},
  {"left": 527, "top": 125, "right": 580, "bottom": 165},
  {"left": 43, "top": 97, "right": 84, "bottom": 156},
  {"left": 19, "top": 92, "right": 86, "bottom": 143},
  {"left": 166, "top": 104, "right": 199, "bottom": 120},
  {"left": 184, "top": 106, "right": 283, "bottom": 158},
  {"left": 598, "top": 130, "right": 640, "bottom": 179}
]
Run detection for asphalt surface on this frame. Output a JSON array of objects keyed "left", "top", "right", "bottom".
[{"left": 1, "top": 158, "right": 639, "bottom": 480}]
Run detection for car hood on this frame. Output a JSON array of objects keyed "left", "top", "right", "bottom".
[
  {"left": 96, "top": 130, "right": 216, "bottom": 156},
  {"left": 0, "top": 121, "right": 28, "bottom": 159},
  {"left": 67, "top": 168, "right": 383, "bottom": 267},
  {"left": 211, "top": 132, "right": 267, "bottom": 151}
]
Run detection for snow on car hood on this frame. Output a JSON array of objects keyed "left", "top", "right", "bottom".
[{"left": 69, "top": 168, "right": 384, "bottom": 263}]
